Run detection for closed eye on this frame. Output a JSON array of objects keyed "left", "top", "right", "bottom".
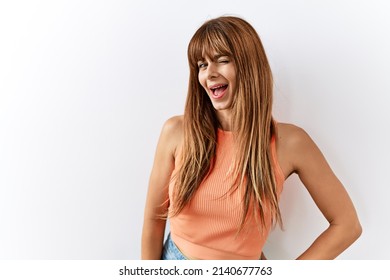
[{"left": 216, "top": 54, "right": 230, "bottom": 63}]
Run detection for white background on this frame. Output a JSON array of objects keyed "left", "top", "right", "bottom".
[{"left": 0, "top": 0, "right": 389, "bottom": 259}]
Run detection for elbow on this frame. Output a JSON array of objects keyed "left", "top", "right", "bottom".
[
  {"left": 352, "top": 220, "right": 363, "bottom": 241},
  {"left": 332, "top": 217, "right": 363, "bottom": 245},
  {"left": 344, "top": 219, "right": 362, "bottom": 244}
]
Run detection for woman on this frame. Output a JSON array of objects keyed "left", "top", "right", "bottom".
[{"left": 141, "top": 16, "right": 362, "bottom": 260}]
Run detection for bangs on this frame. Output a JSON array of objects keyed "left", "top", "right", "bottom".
[{"left": 188, "top": 22, "right": 233, "bottom": 67}]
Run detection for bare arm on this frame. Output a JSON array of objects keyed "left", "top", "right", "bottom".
[
  {"left": 280, "top": 124, "right": 362, "bottom": 259},
  {"left": 141, "top": 116, "right": 183, "bottom": 259}
]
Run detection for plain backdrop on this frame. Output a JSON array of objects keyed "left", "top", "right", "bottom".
[{"left": 1, "top": 0, "right": 389, "bottom": 259}]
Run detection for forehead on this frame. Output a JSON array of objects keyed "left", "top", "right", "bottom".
[{"left": 194, "top": 42, "right": 232, "bottom": 63}]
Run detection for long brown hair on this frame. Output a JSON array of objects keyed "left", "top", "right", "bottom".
[{"left": 171, "top": 16, "right": 281, "bottom": 230}]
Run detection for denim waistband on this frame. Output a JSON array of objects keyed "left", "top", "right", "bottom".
[{"left": 161, "top": 233, "right": 187, "bottom": 260}]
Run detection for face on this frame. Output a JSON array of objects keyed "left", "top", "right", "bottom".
[{"left": 197, "top": 53, "right": 237, "bottom": 112}]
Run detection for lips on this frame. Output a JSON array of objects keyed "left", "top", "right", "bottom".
[{"left": 209, "top": 84, "right": 228, "bottom": 99}]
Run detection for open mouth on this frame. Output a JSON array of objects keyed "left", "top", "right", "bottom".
[{"left": 210, "top": 84, "right": 228, "bottom": 98}]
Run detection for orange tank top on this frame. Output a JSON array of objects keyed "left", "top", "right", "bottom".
[{"left": 168, "top": 129, "right": 285, "bottom": 259}]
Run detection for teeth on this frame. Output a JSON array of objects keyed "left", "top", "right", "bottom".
[{"left": 211, "top": 84, "right": 226, "bottom": 90}]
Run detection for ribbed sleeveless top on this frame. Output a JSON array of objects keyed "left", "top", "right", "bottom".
[{"left": 168, "top": 129, "right": 285, "bottom": 259}]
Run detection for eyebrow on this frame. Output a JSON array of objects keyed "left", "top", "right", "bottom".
[
  {"left": 212, "top": 54, "right": 227, "bottom": 59},
  {"left": 198, "top": 54, "right": 229, "bottom": 62}
]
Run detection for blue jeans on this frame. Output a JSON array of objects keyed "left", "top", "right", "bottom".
[{"left": 161, "top": 233, "right": 188, "bottom": 260}]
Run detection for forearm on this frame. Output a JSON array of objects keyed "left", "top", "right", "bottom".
[
  {"left": 296, "top": 222, "right": 362, "bottom": 260},
  {"left": 141, "top": 219, "right": 166, "bottom": 259}
]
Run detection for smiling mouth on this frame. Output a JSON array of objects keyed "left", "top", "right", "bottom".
[{"left": 210, "top": 84, "right": 228, "bottom": 98}]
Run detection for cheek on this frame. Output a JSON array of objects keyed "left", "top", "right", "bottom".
[{"left": 198, "top": 73, "right": 207, "bottom": 89}]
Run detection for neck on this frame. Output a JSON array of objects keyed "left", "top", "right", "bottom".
[{"left": 216, "top": 109, "right": 232, "bottom": 131}]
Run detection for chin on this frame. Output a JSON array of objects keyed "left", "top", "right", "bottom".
[{"left": 212, "top": 104, "right": 231, "bottom": 111}]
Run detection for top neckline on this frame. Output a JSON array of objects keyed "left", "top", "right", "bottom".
[
  {"left": 217, "top": 128, "right": 232, "bottom": 133},
  {"left": 217, "top": 128, "right": 233, "bottom": 137}
]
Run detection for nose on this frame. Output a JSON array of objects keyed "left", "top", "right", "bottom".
[{"left": 206, "top": 63, "right": 219, "bottom": 79}]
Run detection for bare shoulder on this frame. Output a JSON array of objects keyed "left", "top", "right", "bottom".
[
  {"left": 160, "top": 115, "right": 184, "bottom": 158},
  {"left": 162, "top": 115, "right": 184, "bottom": 134},
  {"left": 275, "top": 122, "right": 319, "bottom": 177},
  {"left": 276, "top": 123, "right": 312, "bottom": 148}
]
